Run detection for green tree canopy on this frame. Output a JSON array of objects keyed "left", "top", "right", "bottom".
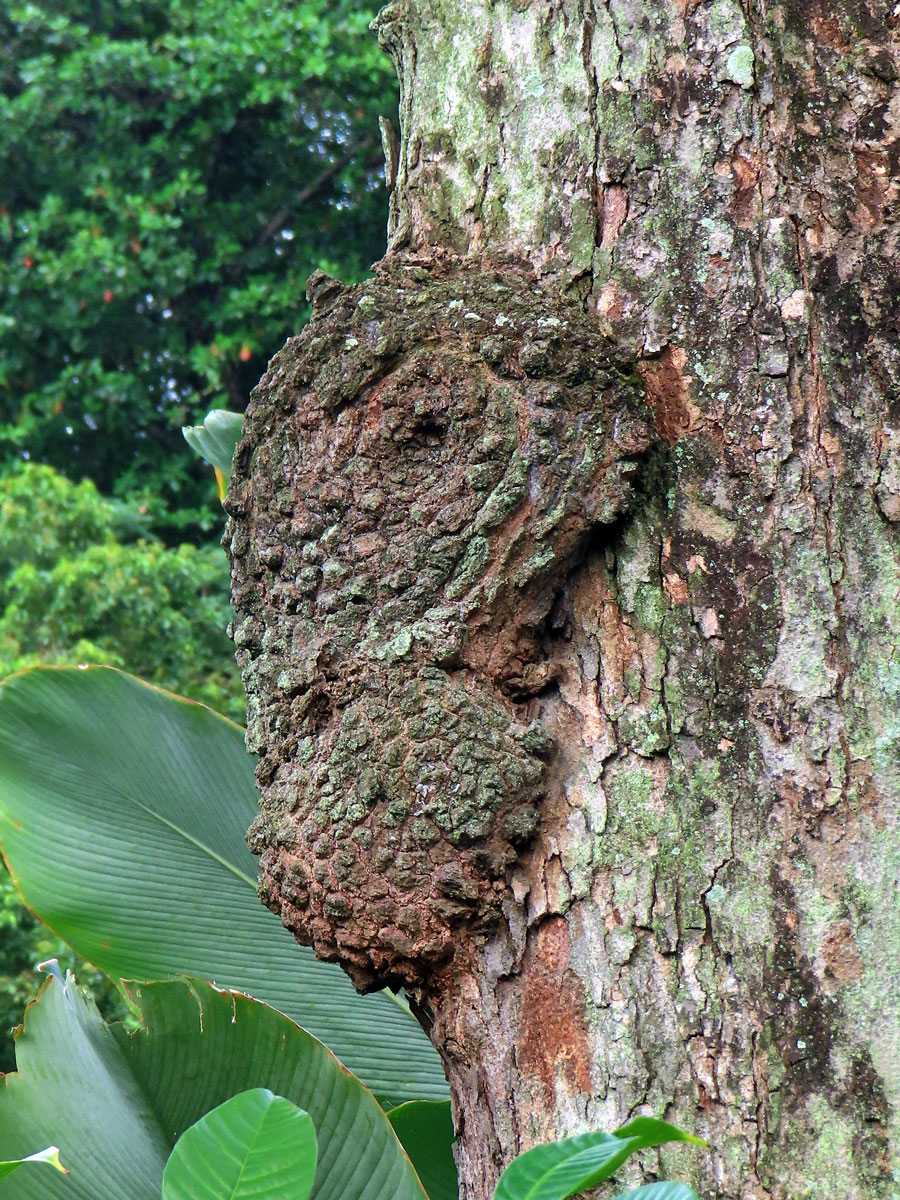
[
  {"left": 0, "top": 463, "right": 239, "bottom": 715},
  {"left": 0, "top": 0, "right": 394, "bottom": 531}
]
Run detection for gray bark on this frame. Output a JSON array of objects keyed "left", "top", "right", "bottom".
[{"left": 225, "top": 2, "right": 900, "bottom": 1196}]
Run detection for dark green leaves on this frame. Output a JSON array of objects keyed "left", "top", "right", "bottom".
[
  {"left": 0, "top": 0, "right": 393, "bottom": 518},
  {"left": 493, "top": 1118, "right": 705, "bottom": 1200},
  {"left": 161, "top": 1090, "right": 317, "bottom": 1200},
  {"left": 0, "top": 974, "right": 428, "bottom": 1200},
  {"left": 388, "top": 1102, "right": 458, "bottom": 1200}
]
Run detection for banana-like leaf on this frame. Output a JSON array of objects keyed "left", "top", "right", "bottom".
[
  {"left": 388, "top": 1101, "right": 457, "bottom": 1200},
  {"left": 162, "top": 1089, "right": 317, "bottom": 1200},
  {"left": 182, "top": 409, "right": 244, "bottom": 499},
  {"left": 0, "top": 974, "right": 429, "bottom": 1200},
  {"left": 0, "top": 666, "right": 447, "bottom": 1107},
  {"left": 612, "top": 1185, "right": 701, "bottom": 1200},
  {"left": 493, "top": 1119, "right": 704, "bottom": 1200},
  {"left": 0, "top": 1147, "right": 67, "bottom": 1179}
]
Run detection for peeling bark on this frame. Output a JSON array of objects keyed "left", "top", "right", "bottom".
[{"left": 226, "top": 2, "right": 900, "bottom": 1197}]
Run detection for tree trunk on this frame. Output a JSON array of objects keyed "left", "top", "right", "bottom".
[{"left": 224, "top": 2, "right": 900, "bottom": 1197}]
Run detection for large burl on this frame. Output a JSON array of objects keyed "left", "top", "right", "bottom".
[{"left": 224, "top": 255, "right": 651, "bottom": 990}]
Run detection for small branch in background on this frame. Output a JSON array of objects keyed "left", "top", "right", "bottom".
[{"left": 249, "top": 138, "right": 379, "bottom": 254}]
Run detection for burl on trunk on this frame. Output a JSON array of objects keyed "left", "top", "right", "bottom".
[
  {"left": 226, "top": 1, "right": 900, "bottom": 1197},
  {"left": 226, "top": 256, "right": 650, "bottom": 991}
]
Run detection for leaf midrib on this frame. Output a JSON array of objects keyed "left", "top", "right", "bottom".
[{"left": 128, "top": 796, "right": 257, "bottom": 889}]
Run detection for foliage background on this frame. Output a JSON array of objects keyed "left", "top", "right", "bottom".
[{"left": 0, "top": 0, "right": 395, "bottom": 1070}]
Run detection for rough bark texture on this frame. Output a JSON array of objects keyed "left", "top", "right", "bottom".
[
  {"left": 225, "top": 2, "right": 900, "bottom": 1197},
  {"left": 227, "top": 259, "right": 651, "bottom": 990}
]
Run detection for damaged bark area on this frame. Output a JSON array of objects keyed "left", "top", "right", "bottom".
[{"left": 225, "top": 254, "right": 652, "bottom": 990}]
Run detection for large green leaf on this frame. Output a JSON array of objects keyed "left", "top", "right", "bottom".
[
  {"left": 162, "top": 1089, "right": 317, "bottom": 1200},
  {"left": 493, "top": 1132, "right": 640, "bottom": 1200},
  {"left": 0, "top": 974, "right": 429, "bottom": 1200},
  {"left": 493, "top": 1119, "right": 704, "bottom": 1200},
  {"left": 388, "top": 1101, "right": 457, "bottom": 1200},
  {"left": 0, "top": 666, "right": 446, "bottom": 1106}
]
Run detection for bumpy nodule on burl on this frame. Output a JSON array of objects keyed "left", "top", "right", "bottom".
[{"left": 224, "top": 254, "right": 652, "bottom": 990}]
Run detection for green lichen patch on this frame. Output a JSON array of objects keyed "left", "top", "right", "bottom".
[{"left": 724, "top": 44, "right": 755, "bottom": 89}]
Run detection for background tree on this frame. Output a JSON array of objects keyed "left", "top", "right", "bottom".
[
  {"left": 0, "top": 0, "right": 393, "bottom": 531},
  {"left": 0, "top": 0, "right": 396, "bottom": 1072},
  {"left": 226, "top": 2, "right": 900, "bottom": 1198},
  {"left": 0, "top": 463, "right": 238, "bottom": 714}
]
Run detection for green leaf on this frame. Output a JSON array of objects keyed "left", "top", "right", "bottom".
[
  {"left": 0, "top": 974, "right": 429, "bottom": 1200},
  {"left": 613, "top": 1119, "right": 706, "bottom": 1151},
  {"left": 183, "top": 410, "right": 244, "bottom": 498},
  {"left": 611, "top": 1184, "right": 701, "bottom": 1200},
  {"left": 0, "top": 1147, "right": 67, "bottom": 1180},
  {"left": 162, "top": 1089, "right": 317, "bottom": 1200},
  {"left": 493, "top": 1133, "right": 640, "bottom": 1200},
  {"left": 0, "top": 666, "right": 447, "bottom": 1107},
  {"left": 493, "top": 1119, "right": 704, "bottom": 1200},
  {"left": 0, "top": 972, "right": 174, "bottom": 1200},
  {"left": 388, "top": 1101, "right": 458, "bottom": 1200}
]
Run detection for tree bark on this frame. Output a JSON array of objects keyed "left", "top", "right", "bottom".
[{"left": 225, "top": 2, "right": 900, "bottom": 1197}]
